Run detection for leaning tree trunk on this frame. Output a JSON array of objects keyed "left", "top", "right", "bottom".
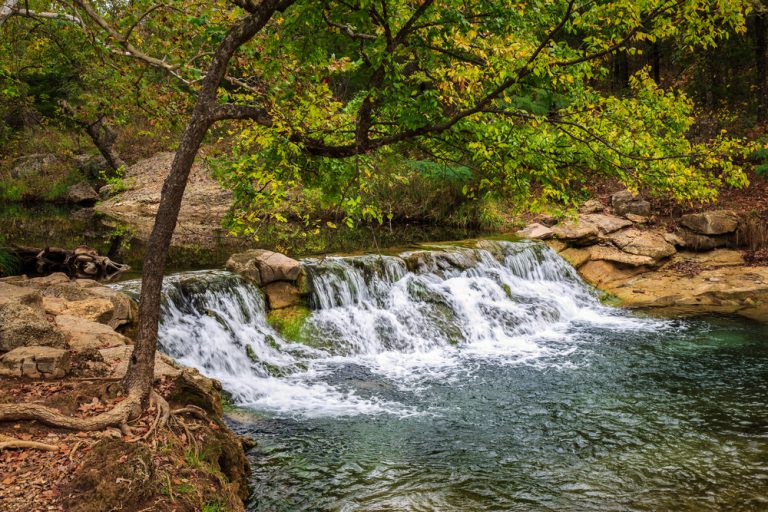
[
  {"left": 86, "top": 116, "right": 127, "bottom": 171},
  {"left": 0, "top": 3, "right": 289, "bottom": 430}
]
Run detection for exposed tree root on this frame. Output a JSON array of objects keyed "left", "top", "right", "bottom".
[
  {"left": 0, "top": 391, "right": 143, "bottom": 431},
  {"left": 0, "top": 434, "right": 58, "bottom": 451}
]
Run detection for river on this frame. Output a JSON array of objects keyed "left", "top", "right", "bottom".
[{"left": 113, "top": 240, "right": 768, "bottom": 511}]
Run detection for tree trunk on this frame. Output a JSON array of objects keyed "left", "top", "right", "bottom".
[
  {"left": 86, "top": 116, "right": 127, "bottom": 171},
  {"left": 123, "top": 3, "right": 289, "bottom": 406},
  {"left": 651, "top": 42, "right": 661, "bottom": 84},
  {"left": 755, "top": 11, "right": 768, "bottom": 124}
]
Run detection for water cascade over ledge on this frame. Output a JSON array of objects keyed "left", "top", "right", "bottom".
[{"left": 117, "top": 240, "right": 659, "bottom": 417}]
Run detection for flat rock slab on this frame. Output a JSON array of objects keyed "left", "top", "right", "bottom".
[
  {"left": 55, "top": 315, "right": 130, "bottom": 351},
  {"left": 552, "top": 221, "right": 599, "bottom": 246},
  {"left": 0, "top": 282, "right": 42, "bottom": 308},
  {"left": 516, "top": 223, "right": 554, "bottom": 240},
  {"left": 0, "top": 346, "right": 70, "bottom": 378},
  {"left": 581, "top": 214, "right": 633, "bottom": 234},
  {"left": 608, "top": 228, "right": 676, "bottom": 260},
  {"left": 589, "top": 245, "right": 656, "bottom": 267},
  {"left": 100, "top": 345, "right": 181, "bottom": 380}
]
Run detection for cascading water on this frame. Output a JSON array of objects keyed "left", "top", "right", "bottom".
[
  {"left": 116, "top": 240, "right": 656, "bottom": 417},
  {"left": 116, "top": 240, "right": 768, "bottom": 510}
]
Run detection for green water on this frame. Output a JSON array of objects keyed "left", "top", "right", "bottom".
[{"left": 233, "top": 317, "right": 768, "bottom": 511}]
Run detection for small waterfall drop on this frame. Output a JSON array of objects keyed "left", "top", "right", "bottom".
[{"left": 115, "top": 240, "right": 659, "bottom": 417}]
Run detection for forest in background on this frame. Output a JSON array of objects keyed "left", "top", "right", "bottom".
[{"left": 0, "top": 0, "right": 765, "bottom": 236}]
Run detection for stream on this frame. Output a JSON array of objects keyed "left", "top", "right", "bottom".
[{"left": 113, "top": 240, "right": 768, "bottom": 511}]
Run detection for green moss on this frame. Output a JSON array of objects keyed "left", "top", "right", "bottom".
[
  {"left": 245, "top": 344, "right": 258, "bottom": 362},
  {"left": 599, "top": 291, "right": 622, "bottom": 307},
  {"left": 501, "top": 283, "right": 513, "bottom": 300},
  {"left": 267, "top": 305, "right": 312, "bottom": 343}
]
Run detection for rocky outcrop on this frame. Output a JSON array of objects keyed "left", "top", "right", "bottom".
[
  {"left": 516, "top": 190, "right": 768, "bottom": 321},
  {"left": 596, "top": 250, "right": 768, "bottom": 321},
  {"left": 95, "top": 152, "right": 233, "bottom": 246},
  {"left": 551, "top": 221, "right": 599, "bottom": 246},
  {"left": 262, "top": 281, "right": 302, "bottom": 310}
]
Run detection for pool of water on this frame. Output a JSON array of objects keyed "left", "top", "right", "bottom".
[{"left": 234, "top": 317, "right": 768, "bottom": 511}]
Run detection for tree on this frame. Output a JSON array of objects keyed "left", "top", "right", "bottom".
[{"left": 0, "top": 0, "right": 750, "bottom": 429}]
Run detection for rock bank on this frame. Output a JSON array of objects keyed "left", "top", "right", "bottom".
[
  {"left": 0, "top": 273, "right": 250, "bottom": 511},
  {"left": 516, "top": 190, "right": 768, "bottom": 322}
]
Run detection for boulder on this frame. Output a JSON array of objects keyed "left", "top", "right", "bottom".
[
  {"left": 226, "top": 250, "right": 301, "bottom": 286},
  {"left": 262, "top": 281, "right": 302, "bottom": 310},
  {"left": 625, "top": 213, "right": 650, "bottom": 224},
  {"left": 55, "top": 315, "right": 130, "bottom": 351},
  {"left": 551, "top": 221, "right": 599, "bottom": 246},
  {"left": 589, "top": 245, "right": 657, "bottom": 267},
  {"left": 608, "top": 228, "right": 676, "bottom": 260},
  {"left": 581, "top": 213, "right": 633, "bottom": 234},
  {"left": 611, "top": 189, "right": 651, "bottom": 217},
  {"left": 0, "top": 346, "right": 70, "bottom": 378},
  {"left": 579, "top": 199, "right": 604, "bottom": 214},
  {"left": 0, "top": 302, "right": 65, "bottom": 352},
  {"left": 0, "top": 282, "right": 42, "bottom": 308},
  {"left": 681, "top": 210, "right": 740, "bottom": 235},
  {"left": 515, "top": 223, "right": 554, "bottom": 240},
  {"left": 66, "top": 182, "right": 100, "bottom": 205}
]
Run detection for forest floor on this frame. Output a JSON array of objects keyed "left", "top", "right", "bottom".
[{"left": 0, "top": 377, "right": 248, "bottom": 512}]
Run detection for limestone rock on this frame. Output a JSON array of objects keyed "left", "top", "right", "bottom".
[
  {"left": 263, "top": 281, "right": 302, "bottom": 310},
  {"left": 608, "top": 228, "right": 676, "bottom": 260},
  {"left": 0, "top": 302, "right": 65, "bottom": 352},
  {"left": 100, "top": 345, "right": 181, "bottom": 380},
  {"left": 611, "top": 189, "right": 651, "bottom": 217},
  {"left": 168, "top": 368, "right": 224, "bottom": 417},
  {"left": 578, "top": 260, "right": 649, "bottom": 287},
  {"left": 0, "top": 346, "right": 70, "bottom": 378},
  {"left": 226, "top": 249, "right": 301, "bottom": 286},
  {"left": 663, "top": 232, "right": 686, "bottom": 248},
  {"left": 579, "top": 199, "right": 604, "bottom": 214},
  {"left": 625, "top": 213, "right": 650, "bottom": 224},
  {"left": 0, "top": 282, "right": 42, "bottom": 308},
  {"left": 560, "top": 248, "right": 591, "bottom": 269},
  {"left": 551, "top": 221, "right": 599, "bottom": 246},
  {"left": 515, "top": 223, "right": 554, "bottom": 240},
  {"left": 677, "top": 229, "right": 733, "bottom": 251},
  {"left": 589, "top": 245, "right": 657, "bottom": 267},
  {"left": 681, "top": 210, "right": 740, "bottom": 235},
  {"left": 581, "top": 213, "right": 633, "bottom": 234},
  {"left": 55, "top": 315, "right": 130, "bottom": 351},
  {"left": 66, "top": 182, "right": 100, "bottom": 205}
]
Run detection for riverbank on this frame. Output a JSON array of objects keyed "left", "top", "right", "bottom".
[{"left": 0, "top": 274, "right": 248, "bottom": 511}]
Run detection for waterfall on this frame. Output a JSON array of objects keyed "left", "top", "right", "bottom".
[{"left": 115, "top": 241, "right": 656, "bottom": 417}]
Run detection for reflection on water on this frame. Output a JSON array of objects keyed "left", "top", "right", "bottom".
[{"left": 0, "top": 203, "right": 487, "bottom": 276}]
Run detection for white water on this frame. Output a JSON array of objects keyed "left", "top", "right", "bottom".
[{"left": 116, "top": 241, "right": 663, "bottom": 418}]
